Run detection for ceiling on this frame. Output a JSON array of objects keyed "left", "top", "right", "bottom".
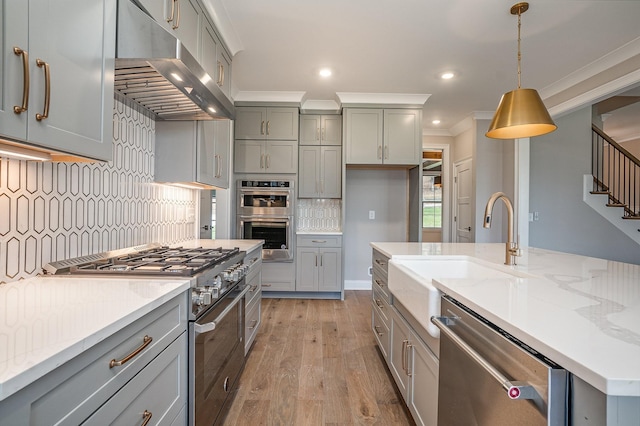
[{"left": 205, "top": 0, "right": 640, "bottom": 136}]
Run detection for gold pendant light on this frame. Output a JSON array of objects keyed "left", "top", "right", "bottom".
[{"left": 486, "top": 2, "right": 557, "bottom": 139}]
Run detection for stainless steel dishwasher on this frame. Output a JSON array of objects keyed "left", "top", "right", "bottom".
[{"left": 431, "top": 296, "right": 568, "bottom": 426}]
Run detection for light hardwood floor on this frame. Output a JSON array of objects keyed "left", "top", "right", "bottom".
[{"left": 224, "top": 290, "right": 415, "bottom": 425}]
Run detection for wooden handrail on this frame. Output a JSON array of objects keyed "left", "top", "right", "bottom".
[{"left": 592, "top": 124, "right": 640, "bottom": 167}]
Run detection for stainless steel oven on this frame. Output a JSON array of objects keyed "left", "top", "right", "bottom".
[
  {"left": 237, "top": 180, "right": 295, "bottom": 262},
  {"left": 190, "top": 281, "right": 249, "bottom": 426}
]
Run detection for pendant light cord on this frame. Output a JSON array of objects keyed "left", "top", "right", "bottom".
[{"left": 517, "top": 9, "right": 522, "bottom": 89}]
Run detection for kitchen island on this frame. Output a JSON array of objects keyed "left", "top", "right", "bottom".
[{"left": 372, "top": 242, "right": 640, "bottom": 425}]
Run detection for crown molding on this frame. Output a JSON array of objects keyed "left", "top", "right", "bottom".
[
  {"left": 233, "top": 91, "right": 306, "bottom": 105},
  {"left": 336, "top": 92, "right": 430, "bottom": 108}
]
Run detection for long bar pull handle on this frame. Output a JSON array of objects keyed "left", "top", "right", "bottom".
[
  {"left": 13, "top": 47, "right": 29, "bottom": 114},
  {"left": 374, "top": 325, "right": 383, "bottom": 336},
  {"left": 266, "top": 120, "right": 270, "bottom": 135},
  {"left": 35, "top": 59, "right": 50, "bottom": 121},
  {"left": 311, "top": 240, "right": 327, "bottom": 243},
  {"left": 374, "top": 259, "right": 386, "bottom": 267},
  {"left": 109, "top": 335, "right": 153, "bottom": 368},
  {"left": 374, "top": 279, "right": 384, "bottom": 288},
  {"left": 141, "top": 410, "right": 153, "bottom": 426},
  {"left": 166, "top": 0, "right": 176, "bottom": 23},
  {"left": 217, "top": 61, "right": 224, "bottom": 86},
  {"left": 319, "top": 254, "right": 323, "bottom": 267},
  {"left": 260, "top": 154, "right": 264, "bottom": 169},
  {"left": 195, "top": 286, "right": 251, "bottom": 335},
  {"left": 248, "top": 319, "right": 258, "bottom": 330},
  {"left": 266, "top": 154, "right": 270, "bottom": 169},
  {"left": 315, "top": 255, "right": 318, "bottom": 267},
  {"left": 172, "top": 0, "right": 180, "bottom": 29},
  {"left": 406, "top": 342, "right": 413, "bottom": 377},
  {"left": 374, "top": 299, "right": 384, "bottom": 309},
  {"left": 261, "top": 120, "right": 265, "bottom": 135},
  {"left": 431, "top": 316, "right": 540, "bottom": 400},
  {"left": 401, "top": 340, "right": 408, "bottom": 373}
]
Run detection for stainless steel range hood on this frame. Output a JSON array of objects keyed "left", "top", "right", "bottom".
[{"left": 115, "top": 0, "right": 234, "bottom": 120}]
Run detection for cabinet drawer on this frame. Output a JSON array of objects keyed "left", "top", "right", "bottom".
[
  {"left": 28, "top": 294, "right": 188, "bottom": 426},
  {"left": 297, "top": 234, "right": 342, "bottom": 247},
  {"left": 372, "top": 285, "right": 391, "bottom": 326},
  {"left": 372, "top": 307, "right": 390, "bottom": 361},
  {"left": 372, "top": 270, "right": 392, "bottom": 304},
  {"left": 246, "top": 271, "right": 262, "bottom": 307},
  {"left": 372, "top": 249, "right": 389, "bottom": 276},
  {"left": 83, "top": 332, "right": 187, "bottom": 425},
  {"left": 245, "top": 299, "right": 261, "bottom": 354}
]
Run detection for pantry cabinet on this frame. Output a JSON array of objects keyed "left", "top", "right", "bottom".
[
  {"left": 235, "top": 107, "right": 299, "bottom": 140},
  {"left": 155, "top": 120, "right": 230, "bottom": 189},
  {"left": 344, "top": 108, "right": 421, "bottom": 166},
  {"left": 299, "top": 114, "right": 341, "bottom": 145},
  {"left": 0, "top": 0, "right": 116, "bottom": 161},
  {"left": 298, "top": 146, "right": 341, "bottom": 198},
  {"left": 295, "top": 235, "right": 342, "bottom": 292}
]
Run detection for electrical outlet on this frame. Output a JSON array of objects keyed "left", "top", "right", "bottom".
[
  {"left": 534, "top": 211, "right": 540, "bottom": 221},
  {"left": 369, "top": 210, "right": 375, "bottom": 220}
]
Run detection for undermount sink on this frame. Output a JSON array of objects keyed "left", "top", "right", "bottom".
[{"left": 388, "top": 257, "right": 523, "bottom": 338}]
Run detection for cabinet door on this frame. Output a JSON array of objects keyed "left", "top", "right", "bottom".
[
  {"left": 197, "top": 122, "right": 216, "bottom": 185},
  {"left": 235, "top": 107, "right": 267, "bottom": 139},
  {"left": 0, "top": 0, "right": 28, "bottom": 140},
  {"left": 320, "top": 146, "right": 341, "bottom": 198},
  {"left": 173, "top": 0, "right": 201, "bottom": 58},
  {"left": 298, "top": 146, "right": 320, "bottom": 198},
  {"left": 295, "top": 248, "right": 319, "bottom": 291},
  {"left": 300, "top": 115, "right": 321, "bottom": 145},
  {"left": 408, "top": 333, "right": 439, "bottom": 426},
  {"left": 135, "top": 0, "right": 171, "bottom": 23},
  {"left": 265, "top": 140, "right": 297, "bottom": 174},
  {"left": 266, "top": 107, "right": 299, "bottom": 140},
  {"left": 234, "top": 140, "right": 265, "bottom": 173},
  {"left": 390, "top": 311, "right": 411, "bottom": 401},
  {"left": 321, "top": 115, "right": 342, "bottom": 145},
  {"left": 27, "top": 0, "right": 115, "bottom": 161},
  {"left": 200, "top": 20, "right": 219, "bottom": 84},
  {"left": 216, "top": 47, "right": 232, "bottom": 98},
  {"left": 345, "top": 109, "right": 383, "bottom": 164},
  {"left": 318, "top": 248, "right": 341, "bottom": 291},
  {"left": 212, "top": 120, "right": 230, "bottom": 188},
  {"left": 383, "top": 109, "right": 421, "bottom": 165}
]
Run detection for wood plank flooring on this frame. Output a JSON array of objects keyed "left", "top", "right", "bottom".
[{"left": 224, "top": 291, "right": 415, "bottom": 425}]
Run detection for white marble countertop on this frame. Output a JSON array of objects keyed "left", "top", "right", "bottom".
[
  {"left": 0, "top": 276, "right": 189, "bottom": 402},
  {"left": 371, "top": 242, "right": 640, "bottom": 397}
]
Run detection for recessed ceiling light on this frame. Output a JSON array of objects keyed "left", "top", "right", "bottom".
[
  {"left": 432, "top": 120, "right": 441, "bottom": 125},
  {"left": 319, "top": 68, "right": 332, "bottom": 78},
  {"left": 440, "top": 72, "right": 454, "bottom": 80}
]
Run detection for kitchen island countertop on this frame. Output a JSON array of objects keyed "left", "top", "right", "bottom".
[{"left": 371, "top": 242, "right": 640, "bottom": 397}]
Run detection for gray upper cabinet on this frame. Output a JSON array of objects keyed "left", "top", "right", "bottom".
[
  {"left": 344, "top": 108, "right": 422, "bottom": 166},
  {"left": 137, "top": 0, "right": 202, "bottom": 58},
  {"left": 234, "top": 139, "right": 298, "bottom": 174},
  {"left": 299, "top": 114, "right": 341, "bottom": 145},
  {"left": 235, "top": 107, "right": 299, "bottom": 140},
  {"left": 155, "top": 120, "right": 231, "bottom": 188},
  {"left": 0, "top": 0, "right": 116, "bottom": 161},
  {"left": 298, "top": 146, "right": 341, "bottom": 198},
  {"left": 199, "top": 15, "right": 232, "bottom": 100}
]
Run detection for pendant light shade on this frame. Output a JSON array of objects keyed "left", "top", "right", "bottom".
[
  {"left": 486, "top": 2, "right": 557, "bottom": 140},
  {"left": 486, "top": 88, "right": 557, "bottom": 139}
]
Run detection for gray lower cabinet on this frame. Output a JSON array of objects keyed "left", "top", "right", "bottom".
[
  {"left": 295, "top": 235, "right": 342, "bottom": 292},
  {"left": 261, "top": 262, "right": 296, "bottom": 292},
  {"left": 371, "top": 249, "right": 438, "bottom": 426},
  {"left": 0, "top": 293, "right": 188, "bottom": 426},
  {"left": 244, "top": 247, "right": 262, "bottom": 355}
]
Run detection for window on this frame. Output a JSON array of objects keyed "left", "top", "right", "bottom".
[{"left": 423, "top": 175, "right": 442, "bottom": 228}]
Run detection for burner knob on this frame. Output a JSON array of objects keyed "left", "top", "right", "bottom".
[
  {"left": 213, "top": 275, "right": 222, "bottom": 287},
  {"left": 199, "top": 291, "right": 212, "bottom": 306}
]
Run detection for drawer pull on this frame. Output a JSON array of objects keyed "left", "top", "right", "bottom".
[
  {"left": 141, "top": 410, "right": 152, "bottom": 426},
  {"left": 109, "top": 335, "right": 152, "bottom": 368},
  {"left": 375, "top": 259, "right": 386, "bottom": 267},
  {"left": 13, "top": 47, "right": 29, "bottom": 114},
  {"left": 374, "top": 325, "right": 384, "bottom": 336},
  {"left": 375, "top": 299, "right": 384, "bottom": 309},
  {"left": 311, "top": 240, "right": 327, "bottom": 243},
  {"left": 249, "top": 284, "right": 259, "bottom": 292},
  {"left": 263, "top": 283, "right": 272, "bottom": 287},
  {"left": 375, "top": 279, "right": 384, "bottom": 288},
  {"left": 248, "top": 319, "right": 259, "bottom": 329}
]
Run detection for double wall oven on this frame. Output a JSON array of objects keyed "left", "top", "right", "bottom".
[
  {"left": 237, "top": 180, "right": 294, "bottom": 262},
  {"left": 44, "top": 244, "right": 250, "bottom": 426}
]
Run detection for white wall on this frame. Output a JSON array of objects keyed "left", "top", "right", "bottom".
[
  {"left": 529, "top": 106, "right": 640, "bottom": 264},
  {"left": 344, "top": 169, "right": 408, "bottom": 285}
]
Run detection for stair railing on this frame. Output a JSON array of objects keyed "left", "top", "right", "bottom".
[{"left": 592, "top": 124, "right": 640, "bottom": 218}]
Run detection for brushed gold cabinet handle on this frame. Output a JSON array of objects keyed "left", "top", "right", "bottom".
[
  {"left": 319, "top": 254, "right": 323, "bottom": 267},
  {"left": 13, "top": 47, "right": 29, "bottom": 114},
  {"left": 260, "top": 153, "right": 264, "bottom": 169},
  {"left": 374, "top": 325, "right": 383, "bottom": 336},
  {"left": 377, "top": 145, "right": 382, "bottom": 159},
  {"left": 109, "top": 335, "right": 152, "bottom": 368},
  {"left": 401, "top": 340, "right": 407, "bottom": 372},
  {"left": 406, "top": 342, "right": 413, "bottom": 377},
  {"left": 166, "top": 0, "right": 175, "bottom": 23},
  {"left": 263, "top": 283, "right": 272, "bottom": 287},
  {"left": 311, "top": 240, "right": 327, "bottom": 243},
  {"left": 374, "top": 259, "right": 386, "bottom": 267},
  {"left": 172, "top": 0, "right": 180, "bottom": 29},
  {"left": 35, "top": 59, "right": 50, "bottom": 121},
  {"left": 249, "top": 284, "right": 258, "bottom": 293},
  {"left": 260, "top": 120, "right": 265, "bottom": 135},
  {"left": 374, "top": 279, "right": 384, "bottom": 288},
  {"left": 248, "top": 319, "right": 258, "bottom": 329},
  {"left": 375, "top": 299, "right": 383, "bottom": 309},
  {"left": 141, "top": 410, "right": 152, "bottom": 426},
  {"left": 266, "top": 120, "right": 270, "bottom": 135}
]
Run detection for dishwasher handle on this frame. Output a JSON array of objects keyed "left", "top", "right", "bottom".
[
  {"left": 195, "top": 285, "right": 250, "bottom": 335},
  {"left": 431, "top": 315, "right": 540, "bottom": 401}
]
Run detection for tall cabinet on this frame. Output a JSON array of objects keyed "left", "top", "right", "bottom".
[{"left": 0, "top": 0, "right": 116, "bottom": 161}]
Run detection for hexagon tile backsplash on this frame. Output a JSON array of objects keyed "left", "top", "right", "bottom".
[{"left": 0, "top": 98, "right": 197, "bottom": 284}]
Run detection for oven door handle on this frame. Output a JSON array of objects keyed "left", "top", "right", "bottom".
[{"left": 195, "top": 285, "right": 251, "bottom": 335}]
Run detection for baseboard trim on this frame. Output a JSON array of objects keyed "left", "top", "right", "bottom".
[{"left": 344, "top": 279, "right": 371, "bottom": 290}]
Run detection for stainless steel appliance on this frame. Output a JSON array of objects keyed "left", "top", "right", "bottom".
[
  {"left": 431, "top": 296, "right": 567, "bottom": 426},
  {"left": 237, "top": 180, "right": 294, "bottom": 262},
  {"left": 43, "top": 243, "right": 249, "bottom": 426}
]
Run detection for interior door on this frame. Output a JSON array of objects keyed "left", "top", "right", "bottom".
[{"left": 454, "top": 159, "right": 473, "bottom": 243}]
